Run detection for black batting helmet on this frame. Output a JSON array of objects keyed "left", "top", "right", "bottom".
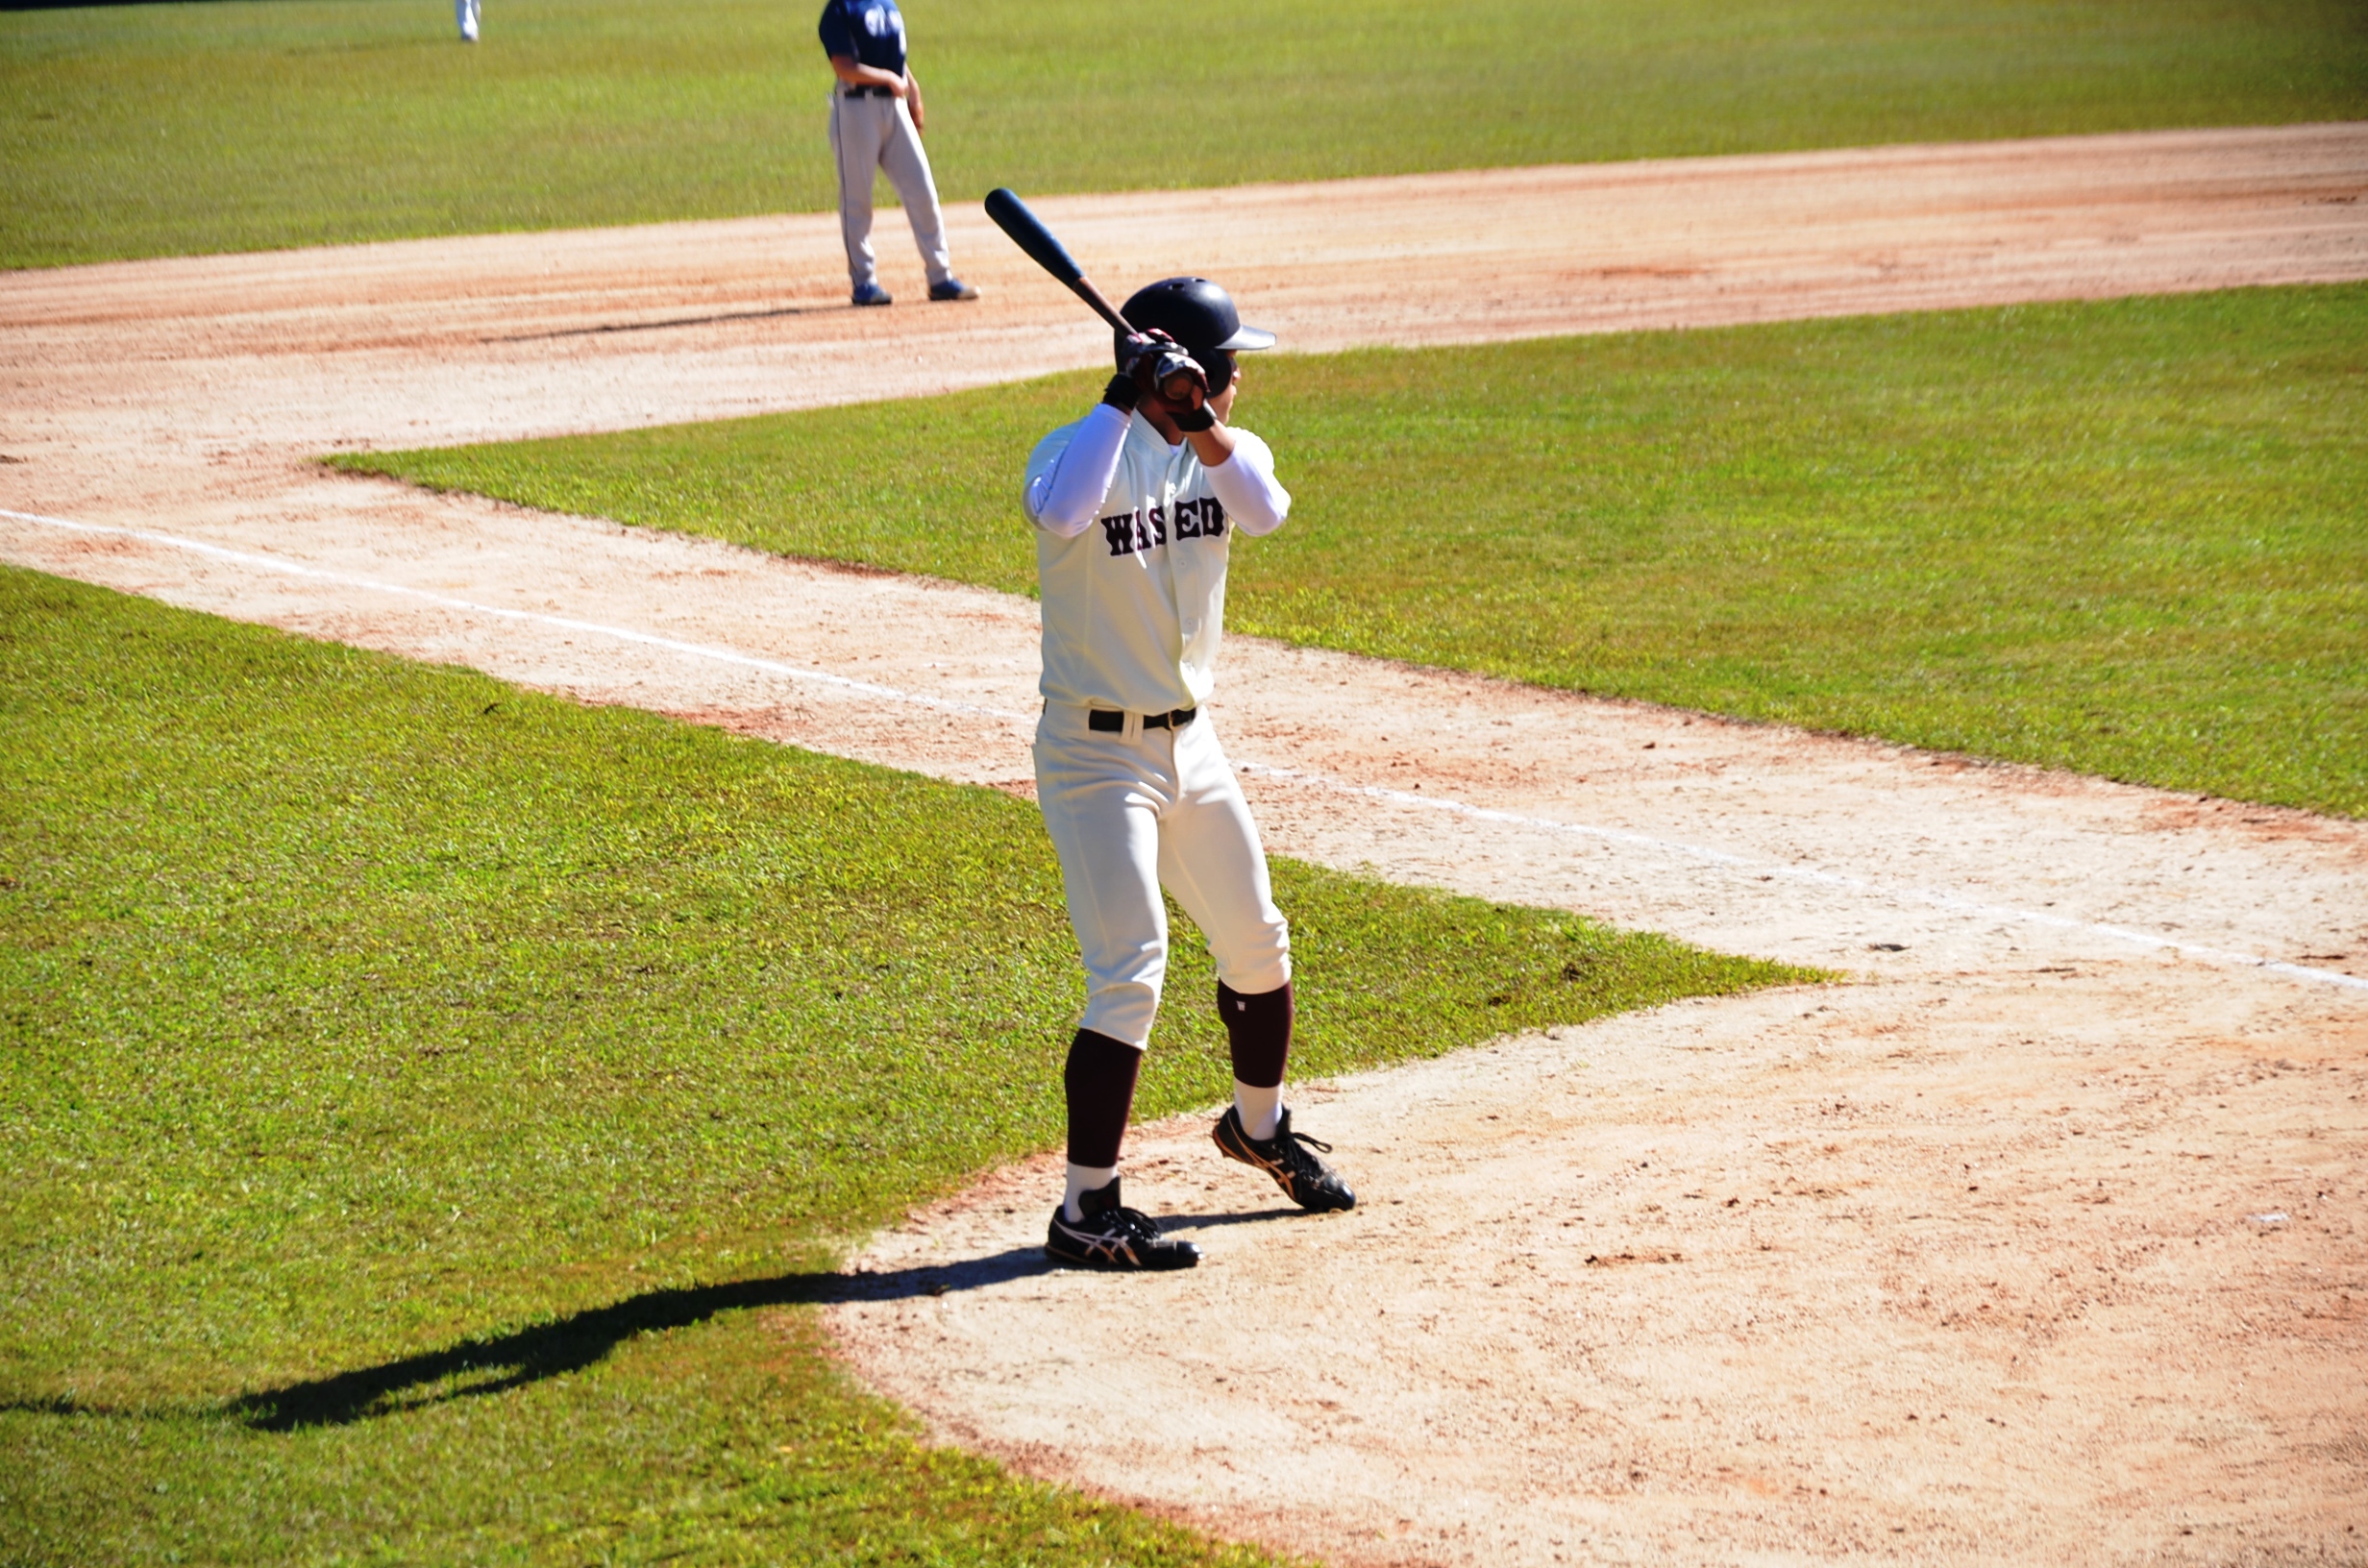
[{"left": 1119, "top": 277, "right": 1275, "bottom": 395}]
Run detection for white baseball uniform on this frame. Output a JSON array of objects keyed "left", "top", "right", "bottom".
[{"left": 1024, "top": 403, "right": 1294, "bottom": 1048}]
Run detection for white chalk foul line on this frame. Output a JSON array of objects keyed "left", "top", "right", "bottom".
[
  {"left": 1, "top": 506, "right": 1024, "bottom": 723},
  {"left": 9, "top": 504, "right": 2362, "bottom": 993},
  {"left": 1231, "top": 761, "right": 2368, "bottom": 992}
]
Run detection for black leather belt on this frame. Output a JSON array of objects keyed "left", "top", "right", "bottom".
[
  {"left": 1088, "top": 707, "right": 1196, "bottom": 732},
  {"left": 840, "top": 84, "right": 894, "bottom": 97}
]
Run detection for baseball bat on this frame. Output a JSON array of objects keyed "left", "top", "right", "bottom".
[{"left": 984, "top": 186, "right": 1135, "bottom": 335}]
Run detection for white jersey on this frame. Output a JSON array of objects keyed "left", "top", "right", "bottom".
[{"left": 1023, "top": 403, "right": 1291, "bottom": 715}]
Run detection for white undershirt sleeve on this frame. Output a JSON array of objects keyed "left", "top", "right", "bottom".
[
  {"left": 1204, "top": 429, "right": 1291, "bottom": 536},
  {"left": 1024, "top": 403, "right": 1131, "bottom": 537}
]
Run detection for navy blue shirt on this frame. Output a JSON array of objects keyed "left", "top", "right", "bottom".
[{"left": 819, "top": 0, "right": 907, "bottom": 77}]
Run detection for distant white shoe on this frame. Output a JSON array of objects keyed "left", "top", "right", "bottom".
[{"left": 457, "top": 0, "right": 480, "bottom": 41}]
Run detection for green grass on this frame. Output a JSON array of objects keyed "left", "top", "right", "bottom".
[
  {"left": 0, "top": 567, "right": 1800, "bottom": 1562},
  {"left": 7, "top": 0, "right": 2364, "bottom": 268},
  {"left": 342, "top": 284, "right": 2368, "bottom": 820}
]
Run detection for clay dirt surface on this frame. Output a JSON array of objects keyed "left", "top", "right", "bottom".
[{"left": 3, "top": 126, "right": 2366, "bottom": 1565}]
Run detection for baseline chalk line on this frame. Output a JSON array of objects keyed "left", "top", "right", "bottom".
[
  {"left": 1232, "top": 760, "right": 2368, "bottom": 992},
  {"left": 2, "top": 506, "right": 1025, "bottom": 723},
  {"left": 8, "top": 504, "right": 2360, "bottom": 993}
]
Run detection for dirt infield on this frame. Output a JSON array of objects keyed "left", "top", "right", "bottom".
[{"left": 4, "top": 126, "right": 2366, "bottom": 1564}]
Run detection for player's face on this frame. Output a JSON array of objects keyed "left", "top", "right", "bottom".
[{"left": 1210, "top": 364, "right": 1241, "bottom": 424}]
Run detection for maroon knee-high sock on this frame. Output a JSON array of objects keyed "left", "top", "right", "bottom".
[
  {"left": 1064, "top": 1028, "right": 1143, "bottom": 1168},
  {"left": 1218, "top": 979, "right": 1293, "bottom": 1090}
]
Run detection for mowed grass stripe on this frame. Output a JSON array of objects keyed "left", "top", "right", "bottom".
[
  {"left": 7, "top": 0, "right": 2366, "bottom": 267},
  {"left": 349, "top": 285, "right": 2368, "bottom": 818},
  {"left": 0, "top": 568, "right": 1797, "bottom": 1560}
]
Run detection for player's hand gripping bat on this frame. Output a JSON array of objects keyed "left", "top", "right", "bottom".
[{"left": 984, "top": 187, "right": 1206, "bottom": 404}]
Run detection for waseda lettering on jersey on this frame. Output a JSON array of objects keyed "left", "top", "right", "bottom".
[
  {"left": 1098, "top": 498, "right": 1226, "bottom": 557},
  {"left": 1175, "top": 498, "right": 1226, "bottom": 539}
]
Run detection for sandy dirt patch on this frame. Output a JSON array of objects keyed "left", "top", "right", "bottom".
[
  {"left": 3, "top": 126, "right": 2365, "bottom": 1564},
  {"left": 5, "top": 123, "right": 2365, "bottom": 484},
  {"left": 837, "top": 974, "right": 2365, "bottom": 1567}
]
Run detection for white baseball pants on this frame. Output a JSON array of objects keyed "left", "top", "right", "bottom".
[
  {"left": 1033, "top": 704, "right": 1292, "bottom": 1049},
  {"left": 827, "top": 92, "right": 952, "bottom": 291}
]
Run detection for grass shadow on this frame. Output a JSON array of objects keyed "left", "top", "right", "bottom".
[
  {"left": 4, "top": 1216, "right": 1310, "bottom": 1434},
  {"left": 223, "top": 1246, "right": 1049, "bottom": 1431}
]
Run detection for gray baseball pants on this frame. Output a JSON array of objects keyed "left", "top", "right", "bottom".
[{"left": 827, "top": 91, "right": 953, "bottom": 291}]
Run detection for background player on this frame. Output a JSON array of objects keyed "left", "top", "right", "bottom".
[
  {"left": 1024, "top": 278, "right": 1356, "bottom": 1271},
  {"left": 818, "top": 0, "right": 975, "bottom": 306}
]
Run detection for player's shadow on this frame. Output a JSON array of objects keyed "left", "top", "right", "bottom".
[
  {"left": 488, "top": 304, "right": 840, "bottom": 344},
  {"left": 227, "top": 1246, "right": 1050, "bottom": 1432},
  {"left": 1159, "top": 1206, "right": 1304, "bottom": 1233}
]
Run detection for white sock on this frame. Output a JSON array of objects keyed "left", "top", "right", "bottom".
[
  {"left": 1234, "top": 1081, "right": 1282, "bottom": 1142},
  {"left": 1063, "top": 1163, "right": 1117, "bottom": 1222}
]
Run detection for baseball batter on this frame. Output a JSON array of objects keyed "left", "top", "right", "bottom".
[{"left": 1025, "top": 278, "right": 1356, "bottom": 1271}]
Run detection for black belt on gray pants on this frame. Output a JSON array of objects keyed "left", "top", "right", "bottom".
[
  {"left": 1088, "top": 707, "right": 1196, "bottom": 733},
  {"left": 840, "top": 84, "right": 894, "bottom": 97}
]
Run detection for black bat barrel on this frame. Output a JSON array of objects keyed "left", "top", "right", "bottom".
[{"left": 985, "top": 187, "right": 1083, "bottom": 286}]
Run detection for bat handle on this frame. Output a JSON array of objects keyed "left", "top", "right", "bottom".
[{"left": 1070, "top": 274, "right": 1134, "bottom": 337}]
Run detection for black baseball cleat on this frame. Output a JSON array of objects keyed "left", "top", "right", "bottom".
[
  {"left": 1045, "top": 1177, "right": 1201, "bottom": 1270},
  {"left": 1213, "top": 1105, "right": 1356, "bottom": 1212}
]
